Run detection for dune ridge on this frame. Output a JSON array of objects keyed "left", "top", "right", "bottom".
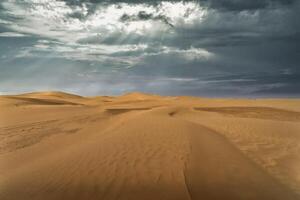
[{"left": 0, "top": 92, "right": 300, "bottom": 200}]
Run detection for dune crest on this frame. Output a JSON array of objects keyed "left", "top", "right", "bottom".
[
  {"left": 18, "top": 91, "right": 83, "bottom": 99},
  {"left": 0, "top": 92, "right": 300, "bottom": 200}
]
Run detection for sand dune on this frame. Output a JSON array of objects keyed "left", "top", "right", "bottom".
[
  {"left": 195, "top": 106, "right": 300, "bottom": 122},
  {"left": 0, "top": 92, "right": 300, "bottom": 200}
]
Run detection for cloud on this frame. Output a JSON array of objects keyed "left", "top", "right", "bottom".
[
  {"left": 0, "top": 32, "right": 28, "bottom": 37},
  {"left": 120, "top": 11, "right": 174, "bottom": 27},
  {"left": 195, "top": 0, "right": 297, "bottom": 11},
  {"left": 0, "top": 0, "right": 299, "bottom": 97},
  {"left": 58, "top": 0, "right": 297, "bottom": 10}
]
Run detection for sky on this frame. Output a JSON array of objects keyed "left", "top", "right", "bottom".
[{"left": 0, "top": 0, "right": 299, "bottom": 97}]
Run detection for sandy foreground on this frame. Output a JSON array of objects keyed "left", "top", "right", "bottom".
[{"left": 0, "top": 91, "right": 300, "bottom": 200}]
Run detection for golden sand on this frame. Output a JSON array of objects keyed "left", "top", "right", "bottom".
[{"left": 0, "top": 92, "right": 300, "bottom": 200}]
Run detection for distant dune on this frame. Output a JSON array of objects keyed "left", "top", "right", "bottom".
[{"left": 0, "top": 92, "right": 300, "bottom": 200}]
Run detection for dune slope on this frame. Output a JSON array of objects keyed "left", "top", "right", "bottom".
[{"left": 0, "top": 92, "right": 300, "bottom": 200}]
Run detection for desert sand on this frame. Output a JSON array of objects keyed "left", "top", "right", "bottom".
[{"left": 0, "top": 91, "right": 300, "bottom": 200}]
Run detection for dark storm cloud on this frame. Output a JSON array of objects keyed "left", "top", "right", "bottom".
[
  {"left": 61, "top": 0, "right": 177, "bottom": 5},
  {"left": 120, "top": 11, "right": 174, "bottom": 27},
  {"left": 197, "top": 0, "right": 297, "bottom": 11},
  {"left": 60, "top": 0, "right": 297, "bottom": 8},
  {"left": 0, "top": 0, "right": 299, "bottom": 97}
]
